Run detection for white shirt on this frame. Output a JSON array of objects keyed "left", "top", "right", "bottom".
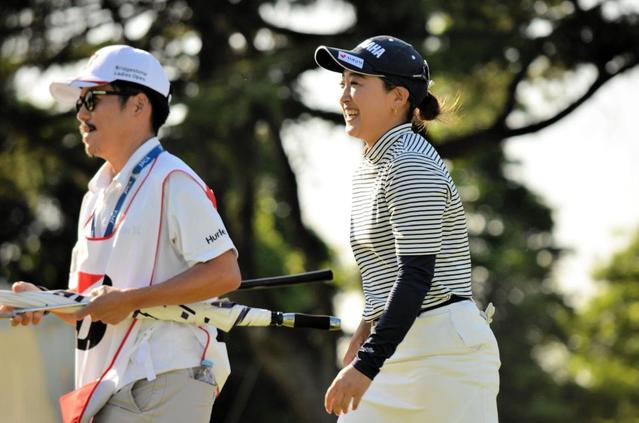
[{"left": 75, "top": 137, "right": 236, "bottom": 385}]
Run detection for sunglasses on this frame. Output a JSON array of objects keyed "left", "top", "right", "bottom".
[{"left": 75, "top": 90, "right": 137, "bottom": 113}]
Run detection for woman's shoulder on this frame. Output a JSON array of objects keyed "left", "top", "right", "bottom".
[
  {"left": 388, "top": 134, "right": 442, "bottom": 167},
  {"left": 392, "top": 130, "right": 440, "bottom": 156},
  {"left": 386, "top": 152, "right": 447, "bottom": 183}
]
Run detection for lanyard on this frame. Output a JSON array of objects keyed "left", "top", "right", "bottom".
[{"left": 92, "top": 144, "right": 164, "bottom": 237}]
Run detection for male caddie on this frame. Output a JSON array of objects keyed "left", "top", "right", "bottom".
[{"left": 2, "top": 45, "right": 241, "bottom": 422}]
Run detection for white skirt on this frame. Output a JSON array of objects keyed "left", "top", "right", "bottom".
[{"left": 339, "top": 300, "right": 501, "bottom": 423}]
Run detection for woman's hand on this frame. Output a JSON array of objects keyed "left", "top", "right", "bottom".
[
  {"left": 324, "top": 364, "right": 372, "bottom": 416},
  {"left": 324, "top": 319, "right": 373, "bottom": 415},
  {"left": 342, "top": 319, "right": 372, "bottom": 367},
  {"left": 0, "top": 282, "right": 45, "bottom": 327}
]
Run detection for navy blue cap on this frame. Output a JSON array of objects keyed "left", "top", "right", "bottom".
[{"left": 314, "top": 35, "right": 431, "bottom": 106}]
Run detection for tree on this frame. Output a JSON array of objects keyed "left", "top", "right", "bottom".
[
  {"left": 566, "top": 229, "right": 639, "bottom": 423},
  {"left": 1, "top": 0, "right": 637, "bottom": 421}
]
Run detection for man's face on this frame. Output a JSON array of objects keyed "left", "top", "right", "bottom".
[{"left": 75, "top": 85, "right": 131, "bottom": 160}]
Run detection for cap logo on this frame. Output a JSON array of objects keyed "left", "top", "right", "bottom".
[
  {"left": 358, "top": 40, "right": 386, "bottom": 59},
  {"left": 338, "top": 51, "right": 364, "bottom": 69},
  {"left": 113, "top": 64, "right": 148, "bottom": 83}
]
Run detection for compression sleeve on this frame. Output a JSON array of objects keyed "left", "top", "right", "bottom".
[{"left": 352, "top": 254, "right": 436, "bottom": 380}]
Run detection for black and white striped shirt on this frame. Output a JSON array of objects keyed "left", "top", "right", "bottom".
[{"left": 350, "top": 123, "right": 472, "bottom": 321}]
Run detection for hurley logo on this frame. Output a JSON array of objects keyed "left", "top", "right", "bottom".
[{"left": 205, "top": 228, "right": 227, "bottom": 244}]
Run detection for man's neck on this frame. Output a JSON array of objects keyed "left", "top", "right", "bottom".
[{"left": 108, "top": 134, "right": 154, "bottom": 174}]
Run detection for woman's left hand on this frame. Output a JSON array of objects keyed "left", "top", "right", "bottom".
[{"left": 324, "top": 364, "right": 372, "bottom": 416}]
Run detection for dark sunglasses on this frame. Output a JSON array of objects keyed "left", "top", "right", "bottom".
[{"left": 75, "top": 90, "right": 137, "bottom": 113}]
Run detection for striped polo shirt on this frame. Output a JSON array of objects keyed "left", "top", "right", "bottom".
[{"left": 350, "top": 123, "right": 472, "bottom": 321}]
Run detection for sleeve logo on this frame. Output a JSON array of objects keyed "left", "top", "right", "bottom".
[{"left": 206, "top": 228, "right": 227, "bottom": 244}]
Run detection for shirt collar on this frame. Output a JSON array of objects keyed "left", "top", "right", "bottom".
[
  {"left": 87, "top": 137, "right": 160, "bottom": 192},
  {"left": 364, "top": 123, "right": 413, "bottom": 164}
]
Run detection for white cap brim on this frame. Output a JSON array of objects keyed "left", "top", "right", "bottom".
[{"left": 49, "top": 77, "right": 110, "bottom": 106}]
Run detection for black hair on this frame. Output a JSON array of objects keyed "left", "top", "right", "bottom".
[
  {"left": 110, "top": 80, "right": 170, "bottom": 134},
  {"left": 382, "top": 79, "right": 441, "bottom": 134}
]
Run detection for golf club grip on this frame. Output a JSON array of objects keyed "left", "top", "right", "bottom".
[
  {"left": 239, "top": 269, "right": 333, "bottom": 290},
  {"left": 292, "top": 313, "right": 332, "bottom": 330},
  {"left": 271, "top": 312, "right": 341, "bottom": 331}
]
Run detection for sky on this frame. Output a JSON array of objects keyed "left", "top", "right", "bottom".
[{"left": 505, "top": 68, "right": 639, "bottom": 305}]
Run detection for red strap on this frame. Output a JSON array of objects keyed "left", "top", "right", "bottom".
[{"left": 198, "top": 326, "right": 211, "bottom": 360}]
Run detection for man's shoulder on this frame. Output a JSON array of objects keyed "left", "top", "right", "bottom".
[
  {"left": 156, "top": 150, "right": 191, "bottom": 171},
  {"left": 152, "top": 151, "right": 203, "bottom": 184}
]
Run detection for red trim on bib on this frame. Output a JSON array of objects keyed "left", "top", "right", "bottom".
[
  {"left": 150, "top": 170, "right": 218, "bottom": 280},
  {"left": 71, "top": 154, "right": 167, "bottom": 422},
  {"left": 77, "top": 272, "right": 104, "bottom": 294},
  {"left": 205, "top": 186, "right": 218, "bottom": 209},
  {"left": 75, "top": 320, "right": 138, "bottom": 422}
]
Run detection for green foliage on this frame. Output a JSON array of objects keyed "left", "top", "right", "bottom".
[
  {"left": 593, "top": 233, "right": 639, "bottom": 283},
  {"left": 567, "top": 230, "right": 639, "bottom": 422},
  {"left": 0, "top": 0, "right": 637, "bottom": 422}
]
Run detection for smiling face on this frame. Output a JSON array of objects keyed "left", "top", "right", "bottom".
[{"left": 339, "top": 70, "right": 410, "bottom": 146}]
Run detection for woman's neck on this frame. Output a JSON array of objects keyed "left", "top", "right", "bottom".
[{"left": 362, "top": 119, "right": 410, "bottom": 150}]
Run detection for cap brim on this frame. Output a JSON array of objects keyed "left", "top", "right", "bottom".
[
  {"left": 314, "top": 46, "right": 348, "bottom": 73},
  {"left": 314, "top": 46, "right": 383, "bottom": 77},
  {"left": 49, "top": 78, "right": 110, "bottom": 106}
]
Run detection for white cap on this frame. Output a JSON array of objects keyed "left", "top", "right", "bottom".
[{"left": 49, "top": 45, "right": 171, "bottom": 105}]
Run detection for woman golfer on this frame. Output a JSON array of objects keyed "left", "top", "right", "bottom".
[{"left": 315, "top": 35, "right": 500, "bottom": 422}]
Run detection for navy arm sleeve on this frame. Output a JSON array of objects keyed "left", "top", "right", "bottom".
[{"left": 352, "top": 254, "right": 436, "bottom": 380}]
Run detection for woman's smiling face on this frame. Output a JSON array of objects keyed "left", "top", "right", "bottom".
[{"left": 339, "top": 70, "right": 407, "bottom": 146}]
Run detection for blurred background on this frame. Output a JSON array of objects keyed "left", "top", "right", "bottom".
[{"left": 1, "top": 0, "right": 638, "bottom": 422}]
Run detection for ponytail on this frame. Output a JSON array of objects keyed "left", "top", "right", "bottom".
[
  {"left": 411, "top": 91, "right": 441, "bottom": 134},
  {"left": 382, "top": 78, "right": 443, "bottom": 133}
]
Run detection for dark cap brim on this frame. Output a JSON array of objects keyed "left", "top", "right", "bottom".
[{"left": 314, "top": 46, "right": 384, "bottom": 77}]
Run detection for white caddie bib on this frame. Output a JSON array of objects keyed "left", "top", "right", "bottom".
[{"left": 63, "top": 145, "right": 230, "bottom": 422}]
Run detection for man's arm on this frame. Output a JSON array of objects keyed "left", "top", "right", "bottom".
[
  {"left": 74, "top": 249, "right": 240, "bottom": 325},
  {"left": 77, "top": 170, "right": 241, "bottom": 325},
  {"left": 130, "top": 249, "right": 240, "bottom": 308}
]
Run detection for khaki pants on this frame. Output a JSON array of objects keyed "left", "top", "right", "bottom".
[
  {"left": 94, "top": 367, "right": 216, "bottom": 423},
  {"left": 339, "top": 301, "right": 501, "bottom": 423}
]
